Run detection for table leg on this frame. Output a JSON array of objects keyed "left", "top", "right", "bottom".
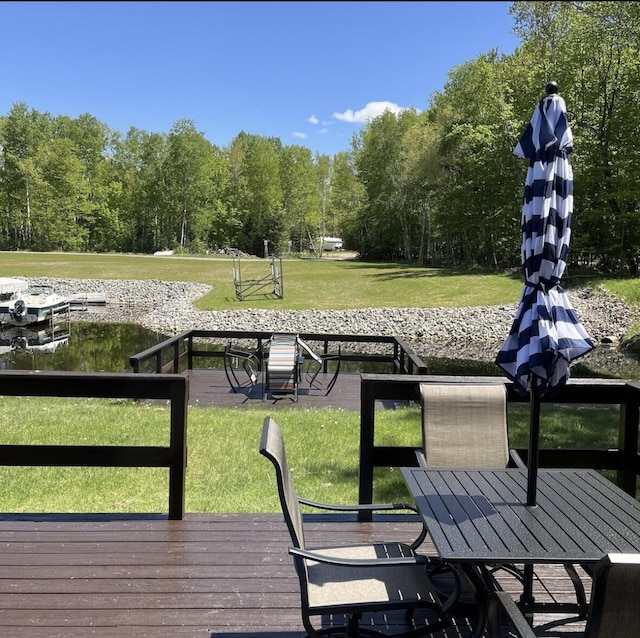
[{"left": 519, "top": 563, "right": 535, "bottom": 625}]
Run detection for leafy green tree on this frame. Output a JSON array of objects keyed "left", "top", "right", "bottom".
[
  {"left": 53, "top": 113, "right": 119, "bottom": 251},
  {"left": 353, "top": 108, "right": 423, "bottom": 260},
  {"left": 228, "top": 133, "right": 284, "bottom": 256},
  {"left": 279, "top": 145, "right": 321, "bottom": 253},
  {"left": 511, "top": 1, "right": 640, "bottom": 273},
  {"left": 328, "top": 151, "right": 365, "bottom": 254},
  {"left": 430, "top": 51, "right": 523, "bottom": 267},
  {"left": 117, "top": 128, "right": 169, "bottom": 253},
  {"left": 163, "top": 120, "right": 219, "bottom": 252},
  {"left": 0, "top": 103, "right": 54, "bottom": 249}
]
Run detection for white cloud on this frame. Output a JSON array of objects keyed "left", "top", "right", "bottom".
[
  {"left": 307, "top": 115, "right": 319, "bottom": 125},
  {"left": 332, "top": 101, "right": 406, "bottom": 123},
  {"left": 292, "top": 131, "right": 307, "bottom": 140}
]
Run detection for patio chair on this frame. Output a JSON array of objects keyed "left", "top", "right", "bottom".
[
  {"left": 416, "top": 382, "right": 526, "bottom": 470},
  {"left": 417, "top": 383, "right": 586, "bottom": 615},
  {"left": 259, "top": 415, "right": 455, "bottom": 637},
  {"left": 487, "top": 553, "right": 640, "bottom": 637},
  {"left": 223, "top": 342, "right": 260, "bottom": 394},
  {"left": 263, "top": 333, "right": 301, "bottom": 401},
  {"left": 297, "top": 337, "right": 342, "bottom": 396}
]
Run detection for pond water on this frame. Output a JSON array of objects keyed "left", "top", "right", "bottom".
[
  {"left": 0, "top": 321, "right": 504, "bottom": 375},
  {"left": 0, "top": 322, "right": 168, "bottom": 372},
  {"left": 0, "top": 321, "right": 635, "bottom": 379}
]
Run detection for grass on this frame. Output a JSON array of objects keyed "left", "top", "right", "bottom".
[
  {"left": 0, "top": 397, "right": 622, "bottom": 514},
  {"left": 0, "top": 250, "right": 636, "bottom": 513},
  {"left": 0, "top": 251, "right": 527, "bottom": 310},
  {"left": 1, "top": 250, "right": 634, "bottom": 317}
]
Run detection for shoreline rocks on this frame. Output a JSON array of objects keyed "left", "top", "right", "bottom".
[{"left": 31, "top": 277, "right": 640, "bottom": 376}]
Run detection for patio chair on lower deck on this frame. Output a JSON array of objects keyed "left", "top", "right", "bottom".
[
  {"left": 297, "top": 337, "right": 341, "bottom": 396},
  {"left": 487, "top": 553, "right": 640, "bottom": 637},
  {"left": 263, "top": 333, "right": 301, "bottom": 401},
  {"left": 223, "top": 342, "right": 260, "bottom": 394},
  {"left": 259, "top": 416, "right": 456, "bottom": 637}
]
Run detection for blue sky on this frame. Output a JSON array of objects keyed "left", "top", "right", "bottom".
[{"left": 1, "top": 1, "right": 520, "bottom": 157}]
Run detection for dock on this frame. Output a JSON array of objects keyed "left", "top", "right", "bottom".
[{"left": 67, "top": 292, "right": 107, "bottom": 307}]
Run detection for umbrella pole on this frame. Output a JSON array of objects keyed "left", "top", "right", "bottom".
[{"left": 527, "top": 377, "right": 540, "bottom": 506}]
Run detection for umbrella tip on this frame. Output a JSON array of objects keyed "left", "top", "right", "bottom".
[{"left": 546, "top": 81, "right": 559, "bottom": 95}]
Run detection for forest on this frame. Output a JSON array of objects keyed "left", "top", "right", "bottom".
[{"left": 1, "top": 2, "right": 639, "bottom": 272}]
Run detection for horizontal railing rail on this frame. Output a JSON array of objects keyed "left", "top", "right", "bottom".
[
  {"left": 358, "top": 373, "right": 640, "bottom": 520},
  {"left": 0, "top": 370, "right": 188, "bottom": 519},
  {"left": 129, "top": 330, "right": 427, "bottom": 375}
]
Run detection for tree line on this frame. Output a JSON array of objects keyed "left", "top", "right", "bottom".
[{"left": 1, "top": 2, "right": 639, "bottom": 272}]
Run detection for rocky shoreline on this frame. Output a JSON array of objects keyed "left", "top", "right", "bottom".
[{"left": 32, "top": 277, "right": 640, "bottom": 376}]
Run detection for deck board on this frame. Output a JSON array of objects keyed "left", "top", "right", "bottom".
[
  {"left": 0, "top": 513, "right": 589, "bottom": 637},
  {"left": 186, "top": 368, "right": 362, "bottom": 409},
  {"left": 186, "top": 369, "right": 411, "bottom": 411}
]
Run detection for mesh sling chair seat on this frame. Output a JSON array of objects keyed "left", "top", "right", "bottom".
[
  {"left": 259, "top": 416, "right": 456, "bottom": 638},
  {"left": 487, "top": 553, "right": 640, "bottom": 637}
]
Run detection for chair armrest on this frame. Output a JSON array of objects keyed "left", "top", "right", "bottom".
[
  {"left": 414, "top": 449, "right": 428, "bottom": 469},
  {"left": 508, "top": 449, "right": 527, "bottom": 469},
  {"left": 289, "top": 546, "right": 430, "bottom": 567},
  {"left": 298, "top": 497, "right": 418, "bottom": 515},
  {"left": 297, "top": 497, "right": 428, "bottom": 549},
  {"left": 487, "top": 591, "right": 536, "bottom": 638}
]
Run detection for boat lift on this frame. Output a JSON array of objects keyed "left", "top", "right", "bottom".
[{"left": 232, "top": 256, "right": 284, "bottom": 301}]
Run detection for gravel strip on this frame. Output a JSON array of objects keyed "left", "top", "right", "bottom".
[{"left": 28, "top": 277, "right": 640, "bottom": 375}]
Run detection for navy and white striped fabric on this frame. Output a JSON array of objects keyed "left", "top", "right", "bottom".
[{"left": 496, "top": 94, "right": 594, "bottom": 397}]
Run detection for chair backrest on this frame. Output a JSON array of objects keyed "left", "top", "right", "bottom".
[
  {"left": 585, "top": 553, "right": 640, "bottom": 638},
  {"left": 420, "top": 382, "right": 509, "bottom": 468},
  {"left": 267, "top": 334, "right": 299, "bottom": 393},
  {"left": 259, "top": 416, "right": 305, "bottom": 549}
]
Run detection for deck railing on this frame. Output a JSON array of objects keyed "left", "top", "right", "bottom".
[
  {"left": 129, "top": 329, "right": 427, "bottom": 375},
  {"left": 0, "top": 370, "right": 189, "bottom": 519},
  {"left": 358, "top": 373, "right": 640, "bottom": 519}
]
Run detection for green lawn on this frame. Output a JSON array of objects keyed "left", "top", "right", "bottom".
[
  {"left": 0, "top": 251, "right": 527, "bottom": 310},
  {"left": 0, "top": 251, "right": 636, "bottom": 513},
  {"left": 0, "top": 397, "right": 622, "bottom": 514}
]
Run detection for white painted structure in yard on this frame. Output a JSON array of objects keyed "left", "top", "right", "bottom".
[{"left": 318, "top": 237, "right": 343, "bottom": 251}]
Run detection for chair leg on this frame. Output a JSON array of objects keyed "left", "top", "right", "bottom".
[
  {"left": 347, "top": 613, "right": 360, "bottom": 637},
  {"left": 564, "top": 564, "right": 588, "bottom": 618}
]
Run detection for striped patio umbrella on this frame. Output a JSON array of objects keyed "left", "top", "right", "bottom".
[{"left": 495, "top": 83, "right": 594, "bottom": 506}]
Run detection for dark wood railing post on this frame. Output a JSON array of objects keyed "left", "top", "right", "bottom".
[
  {"left": 168, "top": 376, "right": 189, "bottom": 519},
  {"left": 358, "top": 375, "right": 376, "bottom": 520},
  {"left": 622, "top": 381, "right": 640, "bottom": 495}
]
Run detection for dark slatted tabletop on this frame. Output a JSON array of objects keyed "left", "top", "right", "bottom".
[{"left": 402, "top": 468, "right": 640, "bottom": 564}]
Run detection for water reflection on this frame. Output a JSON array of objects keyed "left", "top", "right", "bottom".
[
  {"left": 0, "top": 321, "right": 635, "bottom": 379},
  {"left": 0, "top": 322, "right": 167, "bottom": 372},
  {"left": 0, "top": 320, "right": 70, "bottom": 355}
]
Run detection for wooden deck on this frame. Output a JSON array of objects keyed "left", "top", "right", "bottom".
[
  {"left": 0, "top": 512, "right": 590, "bottom": 637},
  {"left": 186, "top": 369, "right": 385, "bottom": 410},
  {"left": 0, "top": 371, "right": 593, "bottom": 636}
]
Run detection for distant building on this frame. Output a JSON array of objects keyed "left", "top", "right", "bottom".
[{"left": 318, "top": 237, "right": 343, "bottom": 251}]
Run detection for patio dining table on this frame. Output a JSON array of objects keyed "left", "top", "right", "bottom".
[{"left": 401, "top": 467, "right": 640, "bottom": 636}]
